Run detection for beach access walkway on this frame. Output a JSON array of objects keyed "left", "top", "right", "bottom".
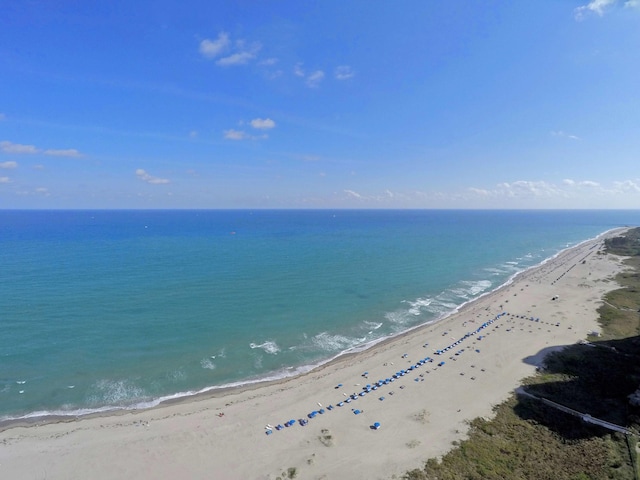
[{"left": 516, "top": 387, "right": 636, "bottom": 436}]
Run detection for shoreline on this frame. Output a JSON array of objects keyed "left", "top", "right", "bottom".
[
  {"left": 0, "top": 228, "right": 631, "bottom": 480},
  {"left": 0, "top": 229, "right": 613, "bottom": 430},
  {"left": 0, "top": 228, "right": 625, "bottom": 427}
]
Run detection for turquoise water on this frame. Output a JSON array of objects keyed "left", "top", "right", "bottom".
[{"left": 1, "top": 209, "right": 638, "bottom": 421}]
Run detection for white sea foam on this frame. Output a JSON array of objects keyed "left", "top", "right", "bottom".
[
  {"left": 405, "top": 297, "right": 432, "bottom": 316},
  {"left": 167, "top": 369, "right": 186, "bottom": 382},
  {"left": 385, "top": 310, "right": 412, "bottom": 326},
  {"left": 249, "top": 341, "right": 280, "bottom": 354},
  {"left": 253, "top": 356, "right": 263, "bottom": 369},
  {"left": 312, "top": 332, "right": 362, "bottom": 352},
  {"left": 200, "top": 359, "right": 216, "bottom": 370},
  {"left": 462, "top": 279, "right": 492, "bottom": 296},
  {"left": 89, "top": 379, "right": 147, "bottom": 406},
  {"left": 363, "top": 320, "right": 383, "bottom": 331}
]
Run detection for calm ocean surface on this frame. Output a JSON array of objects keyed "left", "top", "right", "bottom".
[{"left": 1, "top": 209, "right": 639, "bottom": 421}]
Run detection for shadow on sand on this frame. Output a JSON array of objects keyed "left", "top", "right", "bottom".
[{"left": 515, "top": 335, "right": 640, "bottom": 440}]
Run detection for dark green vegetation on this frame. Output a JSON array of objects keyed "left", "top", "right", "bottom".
[
  {"left": 605, "top": 229, "right": 640, "bottom": 257},
  {"left": 404, "top": 228, "right": 640, "bottom": 480}
]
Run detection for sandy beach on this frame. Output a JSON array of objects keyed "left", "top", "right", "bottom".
[{"left": 0, "top": 229, "right": 631, "bottom": 480}]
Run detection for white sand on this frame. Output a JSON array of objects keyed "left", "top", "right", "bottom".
[{"left": 0, "top": 229, "right": 630, "bottom": 480}]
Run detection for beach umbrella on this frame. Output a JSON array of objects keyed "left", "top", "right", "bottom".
[{"left": 373, "top": 422, "right": 381, "bottom": 429}]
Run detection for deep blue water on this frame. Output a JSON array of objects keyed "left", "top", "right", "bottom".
[{"left": 1, "top": 209, "right": 638, "bottom": 421}]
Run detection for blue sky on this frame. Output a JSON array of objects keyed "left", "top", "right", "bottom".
[{"left": 1, "top": 0, "right": 639, "bottom": 209}]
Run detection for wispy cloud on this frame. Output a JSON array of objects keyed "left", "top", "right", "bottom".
[
  {"left": 574, "top": 0, "right": 638, "bottom": 20},
  {"left": 306, "top": 70, "right": 325, "bottom": 88},
  {"left": 498, "top": 181, "right": 566, "bottom": 198},
  {"left": 1, "top": 141, "right": 39, "bottom": 154},
  {"left": 1, "top": 140, "right": 84, "bottom": 157},
  {"left": 199, "top": 32, "right": 261, "bottom": 67},
  {"left": 0, "top": 176, "right": 10, "bottom": 184},
  {"left": 563, "top": 179, "right": 600, "bottom": 187},
  {"left": 613, "top": 179, "right": 640, "bottom": 193},
  {"left": 335, "top": 65, "right": 355, "bottom": 80},
  {"left": 135, "top": 169, "right": 170, "bottom": 184},
  {"left": 223, "top": 128, "right": 267, "bottom": 141},
  {"left": 224, "top": 129, "right": 250, "bottom": 141},
  {"left": 0, "top": 160, "right": 18, "bottom": 169},
  {"left": 199, "top": 33, "right": 230, "bottom": 59},
  {"left": 551, "top": 130, "right": 580, "bottom": 140},
  {"left": 293, "top": 64, "right": 326, "bottom": 88},
  {"left": 293, "top": 63, "right": 305, "bottom": 78},
  {"left": 250, "top": 118, "right": 276, "bottom": 130},
  {"left": 344, "top": 189, "right": 364, "bottom": 200},
  {"left": 318, "top": 178, "right": 640, "bottom": 208},
  {"left": 466, "top": 178, "right": 640, "bottom": 206},
  {"left": 44, "top": 148, "right": 83, "bottom": 157},
  {"left": 0, "top": 113, "right": 6, "bottom": 121},
  {"left": 224, "top": 117, "right": 275, "bottom": 140},
  {"left": 217, "top": 50, "right": 258, "bottom": 67}
]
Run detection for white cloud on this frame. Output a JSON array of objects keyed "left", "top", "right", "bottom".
[
  {"left": 563, "top": 179, "right": 600, "bottom": 187},
  {"left": 464, "top": 177, "right": 640, "bottom": 206},
  {"left": 1, "top": 141, "right": 83, "bottom": 157},
  {"left": 306, "top": 70, "right": 325, "bottom": 88},
  {"left": 44, "top": 148, "right": 83, "bottom": 158},
  {"left": 335, "top": 65, "right": 355, "bottom": 80},
  {"left": 223, "top": 129, "right": 267, "bottom": 141},
  {"left": 250, "top": 118, "right": 276, "bottom": 130},
  {"left": 135, "top": 169, "right": 170, "bottom": 184},
  {"left": 551, "top": 130, "right": 580, "bottom": 140},
  {"left": 1, "top": 141, "right": 39, "bottom": 154},
  {"left": 613, "top": 180, "right": 640, "bottom": 193},
  {"left": 200, "top": 33, "right": 261, "bottom": 67},
  {"left": 292, "top": 64, "right": 326, "bottom": 86},
  {"left": 216, "top": 51, "right": 256, "bottom": 66},
  {"left": 468, "top": 187, "right": 493, "bottom": 196},
  {"left": 199, "top": 33, "right": 230, "bottom": 59},
  {"left": 0, "top": 161, "right": 17, "bottom": 169},
  {"left": 626, "top": 0, "right": 640, "bottom": 7},
  {"left": 0, "top": 113, "right": 6, "bottom": 121},
  {"left": 224, "top": 129, "right": 250, "bottom": 140},
  {"left": 575, "top": 0, "right": 617, "bottom": 20},
  {"left": 259, "top": 58, "right": 278, "bottom": 66},
  {"left": 0, "top": 176, "right": 10, "bottom": 183},
  {"left": 496, "top": 180, "right": 565, "bottom": 198},
  {"left": 264, "top": 70, "right": 283, "bottom": 80},
  {"left": 344, "top": 189, "right": 364, "bottom": 200},
  {"left": 293, "top": 63, "right": 305, "bottom": 77}
]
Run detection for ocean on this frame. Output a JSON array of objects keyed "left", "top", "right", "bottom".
[{"left": 1, "top": 209, "right": 639, "bottom": 422}]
